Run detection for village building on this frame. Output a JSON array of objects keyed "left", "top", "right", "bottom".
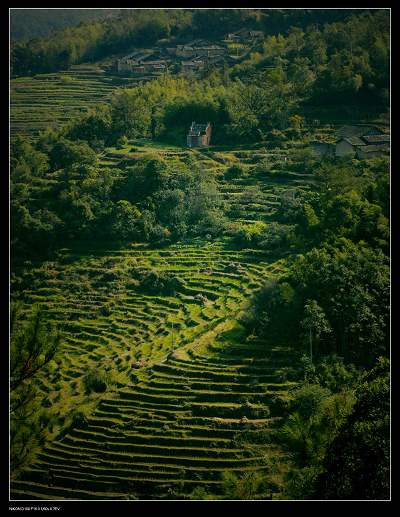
[
  {"left": 187, "top": 122, "right": 212, "bottom": 147},
  {"left": 116, "top": 51, "right": 165, "bottom": 74},
  {"left": 335, "top": 124, "right": 385, "bottom": 139},
  {"left": 361, "top": 134, "right": 390, "bottom": 145},
  {"left": 310, "top": 141, "right": 335, "bottom": 157},
  {"left": 132, "top": 65, "right": 146, "bottom": 74},
  {"left": 176, "top": 45, "right": 196, "bottom": 57},
  {"left": 226, "top": 29, "right": 264, "bottom": 42},
  {"left": 335, "top": 136, "right": 366, "bottom": 157},
  {"left": 356, "top": 144, "right": 390, "bottom": 159},
  {"left": 197, "top": 45, "right": 225, "bottom": 57},
  {"left": 142, "top": 60, "right": 167, "bottom": 72},
  {"left": 310, "top": 125, "right": 389, "bottom": 159},
  {"left": 335, "top": 131, "right": 389, "bottom": 158},
  {"left": 182, "top": 60, "right": 205, "bottom": 73}
]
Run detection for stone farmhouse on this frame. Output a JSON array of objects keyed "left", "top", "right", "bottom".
[{"left": 187, "top": 122, "right": 212, "bottom": 147}]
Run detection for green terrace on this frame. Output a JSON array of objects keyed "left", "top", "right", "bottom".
[
  {"left": 11, "top": 233, "right": 300, "bottom": 499},
  {"left": 10, "top": 64, "right": 151, "bottom": 138}
]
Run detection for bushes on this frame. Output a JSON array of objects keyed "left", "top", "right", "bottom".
[
  {"left": 137, "top": 269, "right": 185, "bottom": 296},
  {"left": 83, "top": 368, "right": 110, "bottom": 394},
  {"left": 224, "top": 164, "right": 246, "bottom": 179},
  {"left": 227, "top": 221, "right": 268, "bottom": 247}
]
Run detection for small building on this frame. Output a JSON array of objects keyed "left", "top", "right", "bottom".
[
  {"left": 142, "top": 60, "right": 167, "bottom": 72},
  {"left": 176, "top": 45, "right": 196, "bottom": 57},
  {"left": 361, "top": 134, "right": 391, "bottom": 145},
  {"left": 249, "top": 30, "right": 264, "bottom": 40},
  {"left": 132, "top": 65, "right": 146, "bottom": 74},
  {"left": 182, "top": 60, "right": 205, "bottom": 73},
  {"left": 226, "top": 29, "right": 264, "bottom": 42},
  {"left": 187, "top": 122, "right": 212, "bottom": 147},
  {"left": 310, "top": 141, "right": 335, "bottom": 157},
  {"left": 197, "top": 45, "right": 225, "bottom": 56},
  {"left": 335, "top": 136, "right": 366, "bottom": 157},
  {"left": 335, "top": 133, "right": 390, "bottom": 158},
  {"left": 356, "top": 144, "right": 389, "bottom": 159}
]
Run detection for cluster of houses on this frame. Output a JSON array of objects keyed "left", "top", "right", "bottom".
[
  {"left": 115, "top": 29, "right": 265, "bottom": 77},
  {"left": 116, "top": 50, "right": 167, "bottom": 75},
  {"left": 311, "top": 125, "right": 390, "bottom": 159},
  {"left": 167, "top": 39, "right": 228, "bottom": 73}
]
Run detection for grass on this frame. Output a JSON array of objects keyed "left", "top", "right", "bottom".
[{"left": 9, "top": 126, "right": 320, "bottom": 500}]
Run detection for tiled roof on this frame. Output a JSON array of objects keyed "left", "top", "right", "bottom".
[
  {"left": 335, "top": 125, "right": 382, "bottom": 138},
  {"left": 358, "top": 144, "right": 389, "bottom": 153},
  {"left": 341, "top": 136, "right": 366, "bottom": 146},
  {"left": 188, "top": 122, "right": 210, "bottom": 135},
  {"left": 362, "top": 134, "right": 390, "bottom": 144}
]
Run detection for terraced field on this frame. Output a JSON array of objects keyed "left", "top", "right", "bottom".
[
  {"left": 11, "top": 135, "right": 317, "bottom": 499},
  {"left": 97, "top": 139, "right": 316, "bottom": 227},
  {"left": 11, "top": 238, "right": 298, "bottom": 500},
  {"left": 10, "top": 64, "right": 154, "bottom": 138}
]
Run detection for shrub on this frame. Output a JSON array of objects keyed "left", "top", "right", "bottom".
[
  {"left": 116, "top": 135, "right": 129, "bottom": 148},
  {"left": 137, "top": 269, "right": 185, "bottom": 295},
  {"left": 70, "top": 410, "right": 88, "bottom": 428},
  {"left": 83, "top": 368, "right": 109, "bottom": 394},
  {"left": 224, "top": 164, "right": 245, "bottom": 179}
]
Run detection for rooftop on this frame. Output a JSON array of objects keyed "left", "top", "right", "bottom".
[
  {"left": 362, "top": 134, "right": 390, "bottom": 144},
  {"left": 188, "top": 122, "right": 211, "bottom": 136},
  {"left": 335, "top": 125, "right": 385, "bottom": 138},
  {"left": 358, "top": 144, "right": 389, "bottom": 153}
]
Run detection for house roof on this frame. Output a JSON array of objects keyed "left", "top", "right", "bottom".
[
  {"left": 358, "top": 144, "right": 389, "bottom": 153},
  {"left": 143, "top": 60, "right": 166, "bottom": 65},
  {"left": 182, "top": 61, "right": 203, "bottom": 67},
  {"left": 362, "top": 134, "right": 390, "bottom": 144},
  {"left": 197, "top": 45, "right": 225, "bottom": 51},
  {"left": 338, "top": 136, "right": 366, "bottom": 146},
  {"left": 335, "top": 125, "right": 384, "bottom": 138},
  {"left": 186, "top": 39, "right": 211, "bottom": 47},
  {"left": 188, "top": 122, "right": 211, "bottom": 136},
  {"left": 310, "top": 140, "right": 334, "bottom": 146}
]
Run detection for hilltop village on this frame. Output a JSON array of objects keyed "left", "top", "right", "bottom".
[{"left": 112, "top": 29, "right": 265, "bottom": 77}]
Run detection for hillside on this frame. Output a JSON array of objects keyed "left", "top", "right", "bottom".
[
  {"left": 10, "top": 9, "right": 121, "bottom": 42},
  {"left": 10, "top": 8, "right": 390, "bottom": 502},
  {"left": 10, "top": 140, "right": 313, "bottom": 499}
]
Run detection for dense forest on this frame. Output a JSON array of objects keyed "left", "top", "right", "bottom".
[{"left": 10, "top": 8, "right": 390, "bottom": 501}]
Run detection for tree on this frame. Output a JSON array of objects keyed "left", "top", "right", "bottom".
[
  {"left": 301, "top": 300, "right": 332, "bottom": 362},
  {"left": 10, "top": 303, "right": 61, "bottom": 475},
  {"left": 111, "top": 200, "right": 141, "bottom": 240},
  {"left": 313, "top": 357, "right": 389, "bottom": 499},
  {"left": 48, "top": 137, "right": 97, "bottom": 171}
]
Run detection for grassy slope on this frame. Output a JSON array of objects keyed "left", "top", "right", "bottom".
[
  {"left": 10, "top": 138, "right": 316, "bottom": 500},
  {"left": 10, "top": 65, "right": 158, "bottom": 139}
]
